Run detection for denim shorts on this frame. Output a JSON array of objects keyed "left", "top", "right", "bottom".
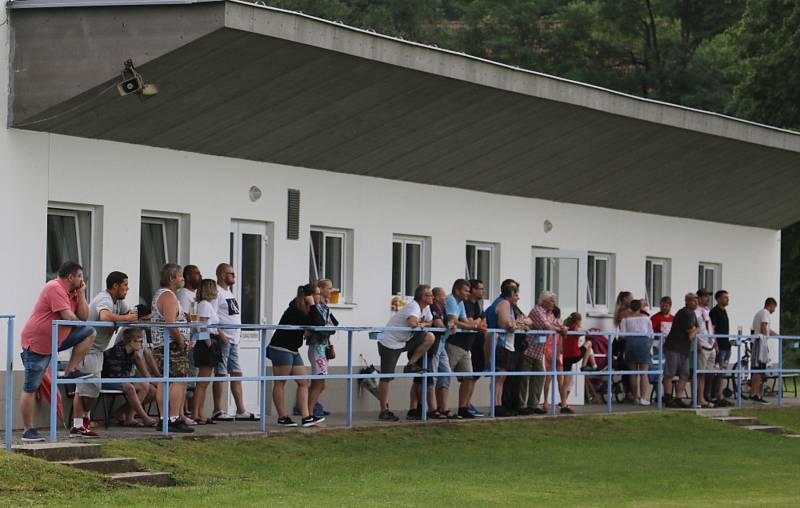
[
  {"left": 268, "top": 346, "right": 304, "bottom": 367},
  {"left": 216, "top": 342, "right": 243, "bottom": 375},
  {"left": 101, "top": 382, "right": 126, "bottom": 392},
  {"left": 20, "top": 325, "right": 96, "bottom": 393}
]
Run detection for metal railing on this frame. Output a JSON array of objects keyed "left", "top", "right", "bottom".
[
  {"left": 2, "top": 314, "right": 15, "bottom": 451},
  {"left": 2, "top": 317, "right": 798, "bottom": 448}
]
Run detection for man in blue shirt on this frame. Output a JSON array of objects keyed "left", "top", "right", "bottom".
[{"left": 446, "top": 279, "right": 486, "bottom": 419}]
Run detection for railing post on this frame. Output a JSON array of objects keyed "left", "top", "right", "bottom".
[
  {"left": 49, "top": 321, "right": 58, "bottom": 443},
  {"left": 161, "top": 328, "right": 170, "bottom": 436},
  {"left": 489, "top": 333, "right": 497, "bottom": 418},
  {"left": 346, "top": 330, "right": 353, "bottom": 428},
  {"left": 259, "top": 328, "right": 266, "bottom": 433},
  {"left": 777, "top": 336, "right": 783, "bottom": 407},
  {"left": 5, "top": 317, "right": 14, "bottom": 451},
  {"left": 692, "top": 335, "right": 698, "bottom": 408},
  {"left": 736, "top": 337, "right": 742, "bottom": 408},
  {"left": 551, "top": 331, "right": 558, "bottom": 416},
  {"left": 657, "top": 334, "right": 663, "bottom": 410},
  {"left": 606, "top": 334, "right": 613, "bottom": 415},
  {"left": 421, "top": 336, "right": 428, "bottom": 423}
]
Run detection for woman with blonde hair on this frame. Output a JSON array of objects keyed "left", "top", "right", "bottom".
[{"left": 192, "top": 278, "right": 227, "bottom": 424}]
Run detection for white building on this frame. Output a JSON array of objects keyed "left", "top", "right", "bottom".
[{"left": 1, "top": 0, "right": 798, "bottom": 427}]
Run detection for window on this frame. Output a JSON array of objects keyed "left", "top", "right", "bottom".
[
  {"left": 392, "top": 235, "right": 428, "bottom": 297},
  {"left": 532, "top": 248, "right": 586, "bottom": 317},
  {"left": 645, "top": 257, "right": 671, "bottom": 307},
  {"left": 587, "top": 252, "right": 614, "bottom": 312},
  {"left": 698, "top": 262, "right": 722, "bottom": 299},
  {"left": 310, "top": 227, "right": 353, "bottom": 302},
  {"left": 231, "top": 221, "right": 269, "bottom": 325},
  {"left": 46, "top": 204, "right": 100, "bottom": 294},
  {"left": 139, "top": 213, "right": 188, "bottom": 306},
  {"left": 466, "top": 242, "right": 498, "bottom": 297}
]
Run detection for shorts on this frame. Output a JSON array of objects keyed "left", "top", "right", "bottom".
[
  {"left": 698, "top": 348, "right": 716, "bottom": 372},
  {"left": 152, "top": 343, "right": 190, "bottom": 378},
  {"left": 378, "top": 332, "right": 427, "bottom": 381},
  {"left": 193, "top": 336, "right": 222, "bottom": 368},
  {"left": 665, "top": 349, "right": 690, "bottom": 379},
  {"left": 563, "top": 355, "right": 583, "bottom": 372},
  {"left": 75, "top": 350, "right": 104, "bottom": 398},
  {"left": 494, "top": 346, "right": 516, "bottom": 372},
  {"left": 308, "top": 343, "right": 329, "bottom": 375},
  {"left": 417, "top": 344, "right": 450, "bottom": 389},
  {"left": 715, "top": 349, "right": 732, "bottom": 371},
  {"left": 20, "top": 325, "right": 96, "bottom": 393},
  {"left": 216, "top": 342, "right": 242, "bottom": 375},
  {"left": 268, "top": 346, "right": 304, "bottom": 367},
  {"left": 101, "top": 382, "right": 126, "bottom": 392},
  {"left": 624, "top": 336, "right": 653, "bottom": 365},
  {"left": 446, "top": 343, "right": 473, "bottom": 383}
]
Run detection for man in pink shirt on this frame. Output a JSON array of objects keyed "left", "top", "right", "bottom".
[{"left": 19, "top": 261, "right": 96, "bottom": 442}]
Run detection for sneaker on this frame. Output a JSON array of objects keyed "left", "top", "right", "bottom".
[
  {"left": 716, "top": 399, "right": 732, "bottom": 407},
  {"left": 168, "top": 420, "right": 195, "bottom": 433},
  {"left": 378, "top": 410, "right": 399, "bottom": 422},
  {"left": 667, "top": 398, "right": 691, "bottom": 409},
  {"left": 314, "top": 402, "right": 330, "bottom": 417},
  {"left": 466, "top": 404, "right": 484, "bottom": 417},
  {"left": 633, "top": 399, "right": 642, "bottom": 405},
  {"left": 559, "top": 406, "right": 575, "bottom": 415},
  {"left": 235, "top": 411, "right": 260, "bottom": 421},
  {"left": 457, "top": 407, "right": 476, "bottom": 419},
  {"left": 517, "top": 408, "right": 533, "bottom": 416},
  {"left": 406, "top": 409, "right": 421, "bottom": 421},
  {"left": 312, "top": 415, "right": 326, "bottom": 424},
  {"left": 70, "top": 426, "right": 100, "bottom": 438},
  {"left": 750, "top": 396, "right": 770, "bottom": 405},
  {"left": 63, "top": 369, "right": 93, "bottom": 380},
  {"left": 494, "top": 405, "right": 514, "bottom": 417},
  {"left": 277, "top": 416, "right": 298, "bottom": 427},
  {"left": 21, "top": 429, "right": 45, "bottom": 443},
  {"left": 639, "top": 399, "right": 651, "bottom": 406},
  {"left": 533, "top": 407, "right": 547, "bottom": 415},
  {"left": 301, "top": 416, "right": 318, "bottom": 428},
  {"left": 403, "top": 363, "right": 425, "bottom": 374},
  {"left": 211, "top": 410, "right": 234, "bottom": 421}
]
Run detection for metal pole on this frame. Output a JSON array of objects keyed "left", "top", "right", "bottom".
[
  {"left": 692, "top": 335, "right": 698, "bottom": 408},
  {"left": 49, "top": 322, "right": 58, "bottom": 443},
  {"left": 421, "top": 340, "right": 428, "bottom": 423},
  {"left": 736, "top": 337, "right": 742, "bottom": 408},
  {"left": 259, "top": 328, "right": 266, "bottom": 432},
  {"left": 161, "top": 328, "right": 170, "bottom": 436},
  {"left": 5, "top": 318, "right": 14, "bottom": 451},
  {"left": 551, "top": 331, "right": 558, "bottom": 416},
  {"left": 606, "top": 334, "right": 614, "bottom": 414},
  {"left": 346, "top": 331, "right": 353, "bottom": 428},
  {"left": 657, "top": 335, "right": 663, "bottom": 410},
  {"left": 777, "top": 336, "right": 783, "bottom": 408},
  {"left": 489, "top": 333, "right": 497, "bottom": 418}
]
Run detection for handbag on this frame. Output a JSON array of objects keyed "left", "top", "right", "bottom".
[{"left": 325, "top": 344, "right": 336, "bottom": 360}]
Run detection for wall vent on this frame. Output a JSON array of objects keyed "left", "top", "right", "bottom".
[{"left": 287, "top": 189, "right": 300, "bottom": 240}]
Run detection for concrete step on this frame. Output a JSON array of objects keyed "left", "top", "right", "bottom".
[
  {"left": 56, "top": 457, "right": 139, "bottom": 474},
  {"left": 108, "top": 471, "right": 175, "bottom": 487},
  {"left": 784, "top": 434, "right": 800, "bottom": 438},
  {"left": 743, "top": 425, "right": 785, "bottom": 434},
  {"left": 694, "top": 408, "right": 730, "bottom": 417},
  {"left": 13, "top": 443, "right": 102, "bottom": 461},
  {"left": 713, "top": 416, "right": 759, "bottom": 426}
]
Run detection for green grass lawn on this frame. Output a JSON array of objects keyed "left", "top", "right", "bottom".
[
  {"left": 2, "top": 412, "right": 799, "bottom": 507},
  {"left": 732, "top": 405, "right": 800, "bottom": 434}
]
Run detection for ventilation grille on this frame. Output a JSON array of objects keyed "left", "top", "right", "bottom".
[{"left": 287, "top": 189, "right": 300, "bottom": 240}]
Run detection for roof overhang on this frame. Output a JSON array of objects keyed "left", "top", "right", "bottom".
[{"left": 8, "top": 0, "right": 800, "bottom": 229}]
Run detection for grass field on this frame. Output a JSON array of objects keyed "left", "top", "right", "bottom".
[
  {"left": 732, "top": 405, "right": 800, "bottom": 434},
  {"left": 2, "top": 412, "right": 799, "bottom": 507}
]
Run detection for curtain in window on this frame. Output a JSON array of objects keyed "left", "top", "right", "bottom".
[
  {"left": 241, "top": 233, "right": 262, "bottom": 324},
  {"left": 139, "top": 222, "right": 166, "bottom": 307},
  {"left": 404, "top": 243, "right": 421, "bottom": 297},
  {"left": 46, "top": 214, "right": 79, "bottom": 282}
]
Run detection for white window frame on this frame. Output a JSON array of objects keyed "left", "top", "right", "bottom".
[
  {"left": 465, "top": 241, "right": 499, "bottom": 302},
  {"left": 46, "top": 203, "right": 102, "bottom": 296},
  {"left": 392, "top": 234, "right": 429, "bottom": 297},
  {"left": 698, "top": 262, "right": 722, "bottom": 302},
  {"left": 310, "top": 226, "right": 353, "bottom": 303},
  {"left": 532, "top": 248, "right": 588, "bottom": 316},
  {"left": 645, "top": 257, "right": 671, "bottom": 308},
  {"left": 587, "top": 252, "right": 615, "bottom": 314}
]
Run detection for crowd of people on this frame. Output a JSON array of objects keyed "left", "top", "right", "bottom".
[{"left": 17, "top": 261, "right": 780, "bottom": 442}]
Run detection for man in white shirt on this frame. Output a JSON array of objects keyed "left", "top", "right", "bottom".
[
  {"left": 377, "top": 284, "right": 435, "bottom": 422},
  {"left": 750, "top": 297, "right": 778, "bottom": 404},
  {"left": 211, "top": 263, "right": 256, "bottom": 420},
  {"left": 176, "top": 265, "right": 201, "bottom": 315},
  {"left": 695, "top": 289, "right": 716, "bottom": 407}
]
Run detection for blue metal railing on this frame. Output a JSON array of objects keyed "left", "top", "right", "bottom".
[
  {"left": 2, "top": 317, "right": 798, "bottom": 447},
  {"left": 2, "top": 313, "right": 15, "bottom": 451}
]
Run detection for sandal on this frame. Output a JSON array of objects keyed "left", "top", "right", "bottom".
[
  {"left": 444, "top": 411, "right": 462, "bottom": 420},
  {"left": 123, "top": 420, "right": 144, "bottom": 428},
  {"left": 429, "top": 411, "right": 447, "bottom": 420}
]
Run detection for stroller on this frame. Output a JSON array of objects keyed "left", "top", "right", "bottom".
[{"left": 584, "top": 333, "right": 625, "bottom": 404}]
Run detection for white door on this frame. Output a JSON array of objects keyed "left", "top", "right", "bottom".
[
  {"left": 531, "top": 248, "right": 587, "bottom": 405},
  {"left": 230, "top": 220, "right": 269, "bottom": 413}
]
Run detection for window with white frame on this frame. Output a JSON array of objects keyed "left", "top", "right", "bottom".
[
  {"left": 46, "top": 204, "right": 99, "bottom": 294},
  {"left": 587, "top": 252, "right": 614, "bottom": 312},
  {"left": 645, "top": 257, "right": 671, "bottom": 307},
  {"left": 392, "top": 235, "right": 428, "bottom": 297},
  {"left": 466, "top": 242, "right": 498, "bottom": 297},
  {"left": 698, "top": 262, "right": 722, "bottom": 299},
  {"left": 139, "top": 213, "right": 188, "bottom": 307},
  {"left": 310, "top": 227, "right": 352, "bottom": 302}
]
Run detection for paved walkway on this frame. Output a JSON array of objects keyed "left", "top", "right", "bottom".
[{"left": 23, "top": 394, "right": 798, "bottom": 443}]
